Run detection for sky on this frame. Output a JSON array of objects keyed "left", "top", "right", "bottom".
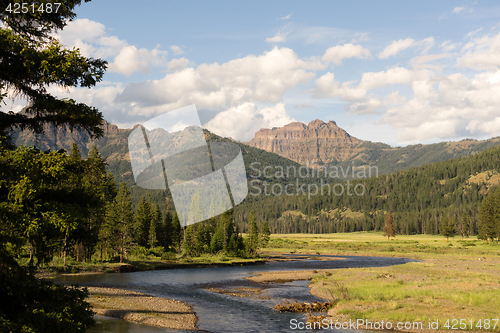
[{"left": 4, "top": 0, "right": 500, "bottom": 146}]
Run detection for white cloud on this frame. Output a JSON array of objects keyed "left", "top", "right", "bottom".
[
  {"left": 378, "top": 38, "right": 415, "bottom": 59},
  {"left": 266, "top": 23, "right": 293, "bottom": 43},
  {"left": 279, "top": 14, "right": 292, "bottom": 20},
  {"left": 322, "top": 43, "right": 372, "bottom": 65},
  {"left": 312, "top": 72, "right": 367, "bottom": 100},
  {"left": 453, "top": 7, "right": 465, "bottom": 14},
  {"left": 56, "top": 19, "right": 169, "bottom": 76},
  {"left": 465, "top": 28, "right": 483, "bottom": 40},
  {"left": 410, "top": 53, "right": 451, "bottom": 70},
  {"left": 344, "top": 98, "right": 383, "bottom": 114},
  {"left": 108, "top": 45, "right": 168, "bottom": 76},
  {"left": 204, "top": 102, "right": 294, "bottom": 141},
  {"left": 459, "top": 31, "right": 500, "bottom": 71},
  {"left": 381, "top": 69, "right": 500, "bottom": 142},
  {"left": 114, "top": 47, "right": 322, "bottom": 128},
  {"left": 167, "top": 58, "right": 195, "bottom": 72},
  {"left": 440, "top": 40, "right": 460, "bottom": 52},
  {"left": 170, "top": 45, "right": 184, "bottom": 55}
]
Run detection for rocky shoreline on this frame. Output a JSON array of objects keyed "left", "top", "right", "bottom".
[{"left": 86, "top": 286, "right": 198, "bottom": 331}]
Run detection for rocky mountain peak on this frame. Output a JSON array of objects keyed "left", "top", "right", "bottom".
[{"left": 247, "top": 120, "right": 363, "bottom": 166}]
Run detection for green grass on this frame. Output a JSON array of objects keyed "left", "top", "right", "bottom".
[{"left": 263, "top": 232, "right": 500, "bottom": 331}]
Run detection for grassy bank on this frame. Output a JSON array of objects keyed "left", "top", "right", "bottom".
[
  {"left": 259, "top": 232, "right": 500, "bottom": 332},
  {"left": 38, "top": 252, "right": 265, "bottom": 277}
]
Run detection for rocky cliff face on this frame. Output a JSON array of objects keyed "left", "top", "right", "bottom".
[{"left": 247, "top": 119, "right": 365, "bottom": 166}]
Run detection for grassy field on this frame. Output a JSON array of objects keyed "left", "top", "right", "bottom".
[{"left": 262, "top": 232, "right": 500, "bottom": 332}]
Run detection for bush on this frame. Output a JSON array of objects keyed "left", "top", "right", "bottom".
[
  {"left": 148, "top": 247, "right": 166, "bottom": 257},
  {"left": 130, "top": 246, "right": 148, "bottom": 259}
]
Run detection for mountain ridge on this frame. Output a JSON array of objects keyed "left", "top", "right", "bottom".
[{"left": 247, "top": 119, "right": 500, "bottom": 174}]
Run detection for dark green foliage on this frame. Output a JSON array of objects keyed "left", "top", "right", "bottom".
[
  {"left": 478, "top": 187, "right": 500, "bottom": 242},
  {"left": 260, "top": 221, "right": 271, "bottom": 247},
  {"left": 134, "top": 196, "right": 152, "bottom": 247},
  {"left": 0, "top": 257, "right": 94, "bottom": 333},
  {"left": 234, "top": 145, "right": 500, "bottom": 236},
  {"left": 247, "top": 211, "right": 259, "bottom": 254},
  {"left": 440, "top": 217, "right": 455, "bottom": 242},
  {"left": 0, "top": 1, "right": 107, "bottom": 143},
  {"left": 102, "top": 182, "right": 134, "bottom": 262}
]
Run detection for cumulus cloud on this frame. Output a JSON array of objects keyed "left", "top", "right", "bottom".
[
  {"left": 312, "top": 72, "right": 366, "bottom": 100},
  {"left": 115, "top": 47, "right": 322, "bottom": 111},
  {"left": 170, "top": 45, "right": 184, "bottom": 55},
  {"left": 167, "top": 58, "right": 195, "bottom": 72},
  {"left": 378, "top": 38, "right": 415, "bottom": 59},
  {"left": 56, "top": 19, "right": 168, "bottom": 76},
  {"left": 279, "top": 14, "right": 292, "bottom": 20},
  {"left": 322, "top": 43, "right": 372, "bottom": 65},
  {"left": 459, "top": 31, "right": 500, "bottom": 71},
  {"left": 453, "top": 7, "right": 465, "bottom": 14},
  {"left": 108, "top": 45, "right": 168, "bottom": 76},
  {"left": 205, "top": 102, "right": 294, "bottom": 141},
  {"left": 381, "top": 69, "right": 500, "bottom": 142}
]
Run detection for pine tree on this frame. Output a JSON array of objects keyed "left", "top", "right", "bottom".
[
  {"left": 161, "top": 203, "right": 173, "bottom": 250},
  {"left": 105, "top": 182, "right": 134, "bottom": 263},
  {"left": 440, "top": 217, "right": 455, "bottom": 242},
  {"left": 149, "top": 203, "right": 162, "bottom": 249},
  {"left": 171, "top": 212, "right": 182, "bottom": 251},
  {"left": 182, "top": 225, "right": 194, "bottom": 256},
  {"left": 135, "top": 196, "right": 152, "bottom": 247},
  {"left": 383, "top": 212, "right": 395, "bottom": 240},
  {"left": 479, "top": 188, "right": 499, "bottom": 243},
  {"left": 260, "top": 221, "right": 271, "bottom": 247},
  {"left": 247, "top": 211, "right": 259, "bottom": 254}
]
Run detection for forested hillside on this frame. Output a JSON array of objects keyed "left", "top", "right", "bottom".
[{"left": 234, "top": 145, "right": 500, "bottom": 237}]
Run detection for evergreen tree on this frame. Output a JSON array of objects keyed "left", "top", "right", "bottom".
[
  {"left": 0, "top": 1, "right": 107, "bottom": 331},
  {"left": 247, "top": 211, "right": 259, "bottom": 254},
  {"left": 478, "top": 188, "right": 499, "bottom": 243},
  {"left": 171, "top": 212, "right": 182, "bottom": 251},
  {"left": 260, "top": 221, "right": 271, "bottom": 247},
  {"left": 182, "top": 225, "right": 194, "bottom": 256},
  {"left": 104, "top": 182, "right": 134, "bottom": 262},
  {"left": 135, "top": 196, "right": 152, "bottom": 247},
  {"left": 149, "top": 203, "right": 162, "bottom": 249},
  {"left": 383, "top": 212, "right": 395, "bottom": 240},
  {"left": 211, "top": 220, "right": 225, "bottom": 254},
  {"left": 160, "top": 203, "right": 173, "bottom": 250},
  {"left": 440, "top": 217, "right": 455, "bottom": 242}
]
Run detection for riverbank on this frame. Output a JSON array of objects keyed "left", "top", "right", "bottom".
[
  {"left": 37, "top": 255, "right": 267, "bottom": 279},
  {"left": 86, "top": 286, "right": 198, "bottom": 331},
  {"left": 254, "top": 233, "right": 500, "bottom": 332}
]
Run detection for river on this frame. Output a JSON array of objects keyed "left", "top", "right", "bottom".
[{"left": 55, "top": 255, "right": 417, "bottom": 333}]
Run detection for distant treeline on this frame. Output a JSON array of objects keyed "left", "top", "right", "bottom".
[{"left": 234, "top": 145, "right": 500, "bottom": 238}]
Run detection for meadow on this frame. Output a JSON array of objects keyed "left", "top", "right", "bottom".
[{"left": 261, "top": 232, "right": 500, "bottom": 331}]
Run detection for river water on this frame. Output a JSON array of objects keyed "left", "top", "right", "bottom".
[{"left": 55, "top": 255, "right": 417, "bottom": 333}]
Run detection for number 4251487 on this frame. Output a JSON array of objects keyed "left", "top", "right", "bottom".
[
  {"left": 443, "top": 319, "right": 499, "bottom": 330},
  {"left": 5, "top": 3, "right": 61, "bottom": 14}
]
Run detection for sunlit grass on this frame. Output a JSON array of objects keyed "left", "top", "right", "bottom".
[{"left": 263, "top": 232, "right": 500, "bottom": 331}]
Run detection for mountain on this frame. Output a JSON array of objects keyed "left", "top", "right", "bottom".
[
  {"left": 247, "top": 119, "right": 500, "bottom": 174},
  {"left": 248, "top": 119, "right": 366, "bottom": 166},
  {"left": 10, "top": 118, "right": 310, "bottom": 210}
]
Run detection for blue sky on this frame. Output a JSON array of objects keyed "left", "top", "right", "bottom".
[{"left": 6, "top": 0, "right": 500, "bottom": 146}]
